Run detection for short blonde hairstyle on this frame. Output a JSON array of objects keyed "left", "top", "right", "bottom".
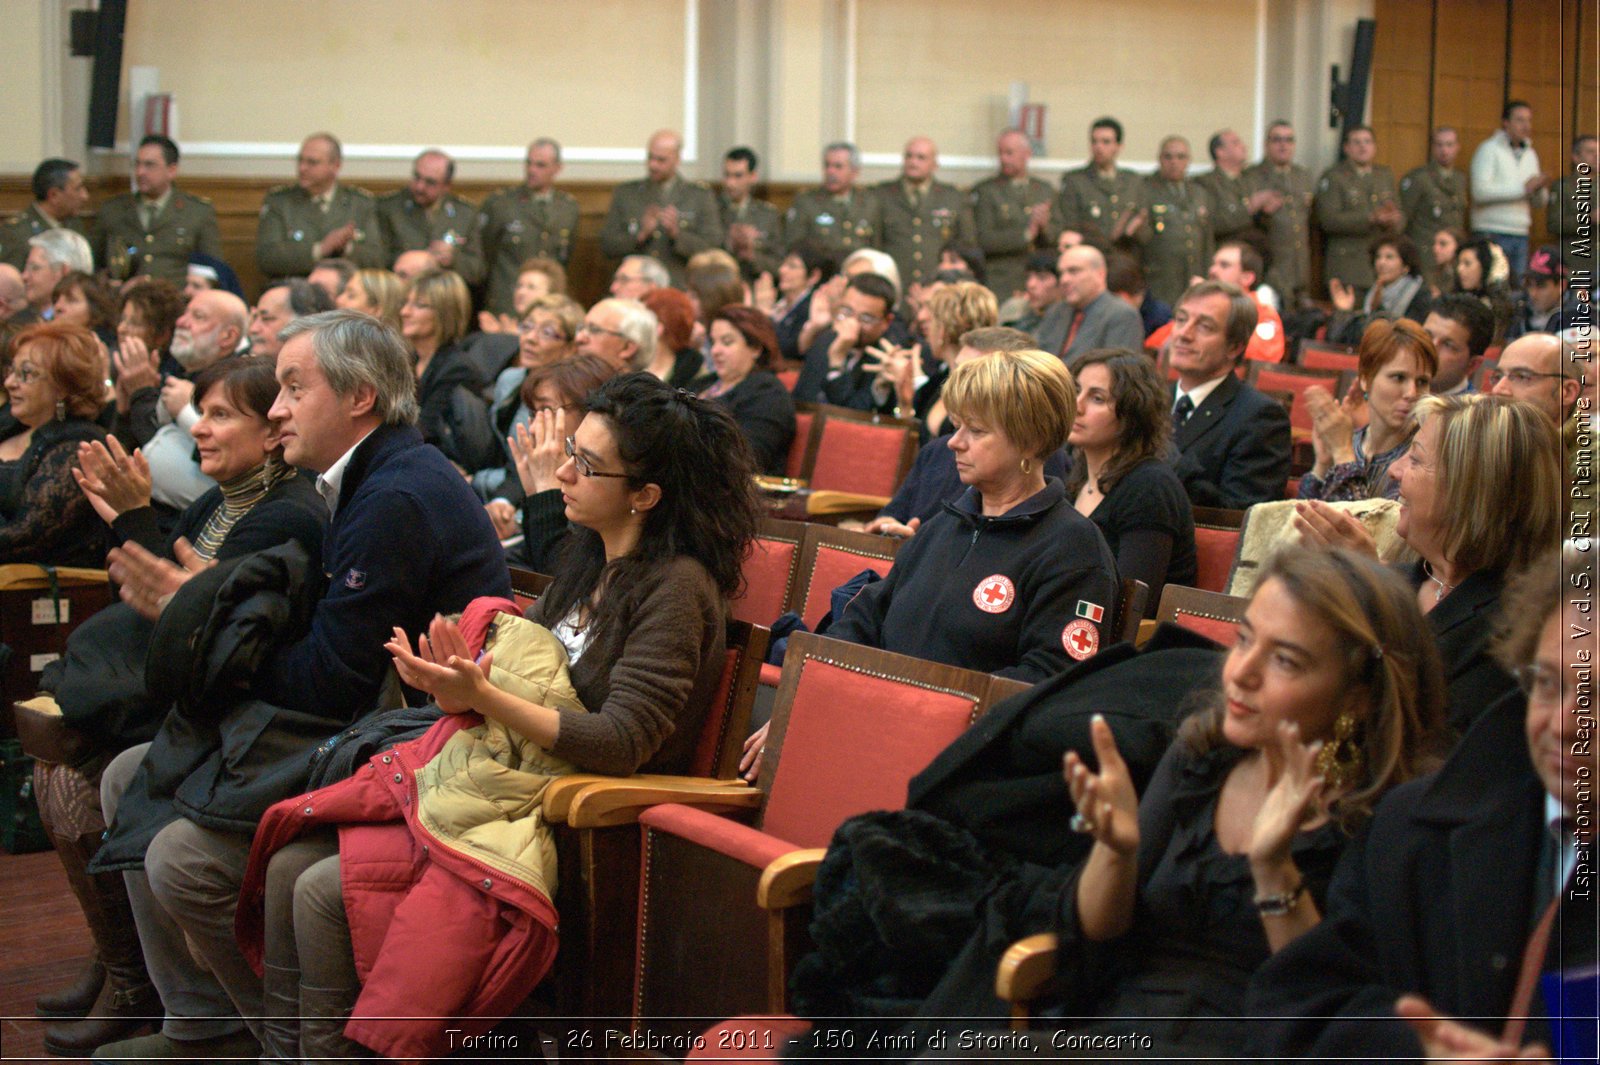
[
  {"left": 405, "top": 270, "right": 472, "bottom": 347},
  {"left": 928, "top": 282, "right": 999, "bottom": 351},
  {"left": 521, "top": 293, "right": 584, "bottom": 342},
  {"left": 1416, "top": 393, "right": 1561, "bottom": 576},
  {"left": 941, "top": 348, "right": 1076, "bottom": 460},
  {"left": 517, "top": 256, "right": 568, "bottom": 296}
]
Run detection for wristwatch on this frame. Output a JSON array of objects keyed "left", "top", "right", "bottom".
[{"left": 1254, "top": 881, "right": 1306, "bottom": 917}]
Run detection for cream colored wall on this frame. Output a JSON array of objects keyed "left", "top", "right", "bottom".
[
  {"left": 9, "top": 0, "right": 1377, "bottom": 186},
  {"left": 852, "top": 0, "right": 1259, "bottom": 177}
]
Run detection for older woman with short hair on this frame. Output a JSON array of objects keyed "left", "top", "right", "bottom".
[
  {"left": 51, "top": 271, "right": 119, "bottom": 343},
  {"left": 1296, "top": 393, "right": 1562, "bottom": 733},
  {"left": 400, "top": 269, "right": 495, "bottom": 470},
  {"left": 0, "top": 322, "right": 110, "bottom": 564},
  {"left": 1300, "top": 318, "right": 1437, "bottom": 502}
]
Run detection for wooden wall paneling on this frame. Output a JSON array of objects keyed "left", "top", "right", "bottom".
[
  {"left": 1433, "top": 0, "right": 1512, "bottom": 160},
  {"left": 1576, "top": 0, "right": 1599, "bottom": 158},
  {"left": 1371, "top": 0, "right": 1438, "bottom": 175},
  {"left": 1509, "top": 0, "right": 1571, "bottom": 242}
]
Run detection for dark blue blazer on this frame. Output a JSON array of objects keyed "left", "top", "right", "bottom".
[{"left": 1168, "top": 373, "right": 1292, "bottom": 510}]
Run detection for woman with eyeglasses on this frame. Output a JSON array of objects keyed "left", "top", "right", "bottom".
[
  {"left": 239, "top": 373, "right": 762, "bottom": 1060},
  {"left": 1294, "top": 394, "right": 1561, "bottom": 734},
  {"left": 0, "top": 323, "right": 110, "bottom": 565},
  {"left": 400, "top": 269, "right": 497, "bottom": 471}
]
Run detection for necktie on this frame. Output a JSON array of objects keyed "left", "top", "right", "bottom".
[
  {"left": 1059, "top": 311, "right": 1081, "bottom": 358},
  {"left": 139, "top": 202, "right": 155, "bottom": 230},
  {"left": 1173, "top": 394, "right": 1195, "bottom": 430}
]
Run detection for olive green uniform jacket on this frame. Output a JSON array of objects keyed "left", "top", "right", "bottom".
[{"left": 255, "top": 183, "right": 383, "bottom": 277}]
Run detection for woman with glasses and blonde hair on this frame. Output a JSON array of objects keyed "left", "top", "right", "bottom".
[
  {"left": 1295, "top": 393, "right": 1562, "bottom": 733},
  {"left": 881, "top": 280, "right": 999, "bottom": 436}
]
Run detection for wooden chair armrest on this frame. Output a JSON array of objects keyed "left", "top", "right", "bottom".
[
  {"left": 995, "top": 932, "right": 1059, "bottom": 1005},
  {"left": 543, "top": 772, "right": 746, "bottom": 821},
  {"left": 756, "top": 848, "right": 827, "bottom": 910},
  {"left": 1135, "top": 619, "right": 1160, "bottom": 647},
  {"left": 565, "top": 780, "right": 763, "bottom": 829}
]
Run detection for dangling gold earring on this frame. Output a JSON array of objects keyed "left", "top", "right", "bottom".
[{"left": 1315, "top": 712, "right": 1364, "bottom": 791}]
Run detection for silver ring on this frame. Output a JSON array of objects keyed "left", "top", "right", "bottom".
[{"left": 1070, "top": 812, "right": 1095, "bottom": 835}]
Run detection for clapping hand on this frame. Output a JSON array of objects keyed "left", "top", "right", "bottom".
[
  {"left": 1246, "top": 721, "right": 1328, "bottom": 871},
  {"left": 74, "top": 437, "right": 153, "bottom": 522},
  {"left": 107, "top": 538, "right": 213, "bottom": 620},
  {"left": 1328, "top": 278, "right": 1358, "bottom": 313},
  {"left": 113, "top": 337, "right": 160, "bottom": 411},
  {"left": 1063, "top": 715, "right": 1140, "bottom": 857},
  {"left": 384, "top": 614, "right": 493, "bottom": 716},
  {"left": 1292, "top": 500, "right": 1380, "bottom": 559},
  {"left": 1304, "top": 385, "right": 1357, "bottom": 475},
  {"left": 509, "top": 406, "right": 566, "bottom": 495},
  {"left": 160, "top": 376, "right": 195, "bottom": 420},
  {"left": 1395, "top": 996, "right": 1548, "bottom": 1063}
]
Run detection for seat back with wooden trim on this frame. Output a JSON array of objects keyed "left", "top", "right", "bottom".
[
  {"left": 506, "top": 566, "right": 553, "bottom": 613},
  {"left": 790, "top": 524, "right": 900, "bottom": 631},
  {"left": 756, "top": 633, "right": 997, "bottom": 848},
  {"left": 729, "top": 518, "right": 807, "bottom": 627},
  {"left": 1295, "top": 338, "right": 1359, "bottom": 372},
  {"left": 687, "top": 620, "right": 771, "bottom": 780},
  {"left": 803, "top": 405, "right": 919, "bottom": 498},
  {"left": 1155, "top": 584, "right": 1250, "bottom": 646},
  {"left": 1246, "top": 363, "right": 1352, "bottom": 433},
  {"left": 785, "top": 406, "right": 819, "bottom": 479},
  {"left": 1115, "top": 579, "right": 1150, "bottom": 644},
  {"left": 1192, "top": 507, "right": 1244, "bottom": 595}
]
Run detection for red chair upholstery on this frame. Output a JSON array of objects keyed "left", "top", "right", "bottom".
[
  {"left": 792, "top": 525, "right": 899, "bottom": 631},
  {"left": 805, "top": 408, "right": 917, "bottom": 497},
  {"left": 1246, "top": 364, "right": 1351, "bottom": 434},
  {"left": 1155, "top": 585, "right": 1249, "bottom": 647},
  {"left": 629, "top": 634, "right": 1015, "bottom": 1033},
  {"left": 1193, "top": 526, "right": 1240, "bottom": 593},
  {"left": 1295, "top": 339, "right": 1360, "bottom": 373},
  {"left": 775, "top": 368, "right": 800, "bottom": 391},
  {"left": 729, "top": 519, "right": 806, "bottom": 627},
  {"left": 784, "top": 408, "right": 816, "bottom": 480}
]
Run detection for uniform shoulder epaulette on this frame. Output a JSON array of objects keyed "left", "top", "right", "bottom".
[
  {"left": 345, "top": 185, "right": 375, "bottom": 201},
  {"left": 264, "top": 183, "right": 297, "bottom": 198}
]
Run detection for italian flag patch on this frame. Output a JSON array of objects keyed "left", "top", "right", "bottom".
[{"left": 1075, "top": 600, "right": 1105, "bottom": 623}]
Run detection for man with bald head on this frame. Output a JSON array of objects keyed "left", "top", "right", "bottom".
[
  {"left": 970, "top": 129, "right": 1055, "bottom": 299},
  {"left": 470, "top": 137, "right": 579, "bottom": 314},
  {"left": 1033, "top": 244, "right": 1145, "bottom": 360},
  {"left": 256, "top": 132, "right": 381, "bottom": 276},
  {"left": 391, "top": 249, "right": 438, "bottom": 282},
  {"left": 1489, "top": 332, "right": 1582, "bottom": 429},
  {"left": 598, "top": 129, "right": 723, "bottom": 286},
  {"left": 875, "top": 136, "right": 975, "bottom": 289},
  {"left": 1142, "top": 135, "right": 1213, "bottom": 305},
  {"left": 374, "top": 149, "right": 475, "bottom": 274}
]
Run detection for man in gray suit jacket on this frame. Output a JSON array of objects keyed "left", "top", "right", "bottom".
[{"left": 1032, "top": 245, "right": 1145, "bottom": 359}]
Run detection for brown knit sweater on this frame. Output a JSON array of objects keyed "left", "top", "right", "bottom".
[{"left": 531, "top": 555, "right": 726, "bottom": 775}]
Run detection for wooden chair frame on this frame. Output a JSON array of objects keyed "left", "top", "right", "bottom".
[{"left": 797, "top": 403, "right": 921, "bottom": 495}]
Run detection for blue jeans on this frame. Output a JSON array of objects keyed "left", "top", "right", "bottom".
[{"left": 1478, "top": 231, "right": 1529, "bottom": 283}]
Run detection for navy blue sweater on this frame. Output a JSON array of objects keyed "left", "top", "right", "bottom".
[
  {"left": 253, "top": 423, "right": 510, "bottom": 716},
  {"left": 830, "top": 478, "right": 1118, "bottom": 681}
]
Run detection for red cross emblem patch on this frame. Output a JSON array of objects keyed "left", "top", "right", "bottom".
[
  {"left": 1062, "top": 619, "right": 1100, "bottom": 660},
  {"left": 972, "top": 574, "right": 1016, "bottom": 613}
]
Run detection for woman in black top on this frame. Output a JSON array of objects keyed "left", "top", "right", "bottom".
[
  {"left": 401, "top": 270, "right": 495, "bottom": 470},
  {"left": 1066, "top": 348, "right": 1197, "bottom": 612},
  {"left": 693, "top": 305, "right": 796, "bottom": 476}
]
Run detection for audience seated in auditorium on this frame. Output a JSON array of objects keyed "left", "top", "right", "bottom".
[
  {"left": 598, "top": 130, "right": 724, "bottom": 286},
  {"left": 1505, "top": 246, "right": 1577, "bottom": 340},
  {"left": 1034, "top": 244, "right": 1145, "bottom": 360},
  {"left": 1066, "top": 348, "right": 1198, "bottom": 611},
  {"left": 0, "top": 157, "right": 89, "bottom": 273},
  {"left": 792, "top": 271, "right": 901, "bottom": 410},
  {"left": 0, "top": 323, "right": 109, "bottom": 565},
  {"left": 23, "top": 229, "right": 94, "bottom": 318},
  {"left": 883, "top": 280, "right": 999, "bottom": 430},
  {"left": 305, "top": 257, "right": 354, "bottom": 305},
  {"left": 1326, "top": 235, "right": 1433, "bottom": 345},
  {"left": 575, "top": 297, "right": 656, "bottom": 374},
  {"left": 1106, "top": 253, "right": 1170, "bottom": 338},
  {"left": 1488, "top": 332, "right": 1587, "bottom": 495},
  {"left": 232, "top": 373, "right": 762, "bottom": 1062},
  {"left": 756, "top": 241, "right": 831, "bottom": 363},
  {"left": 608, "top": 253, "right": 668, "bottom": 301},
  {"left": 499, "top": 354, "right": 619, "bottom": 567},
  {"left": 49, "top": 271, "right": 118, "bottom": 348},
  {"left": 640, "top": 285, "right": 705, "bottom": 389},
  {"left": 332, "top": 267, "right": 404, "bottom": 331},
  {"left": 476, "top": 255, "right": 568, "bottom": 334},
  {"left": 1166, "top": 280, "right": 1293, "bottom": 509},
  {"left": 1294, "top": 393, "right": 1560, "bottom": 734},
  {"left": 1248, "top": 541, "right": 1592, "bottom": 1061},
  {"left": 693, "top": 304, "right": 796, "bottom": 476},
  {"left": 29, "top": 355, "right": 325, "bottom": 1056},
  {"left": 1299, "top": 318, "right": 1436, "bottom": 502},
  {"left": 89, "top": 310, "right": 510, "bottom": 1063}
]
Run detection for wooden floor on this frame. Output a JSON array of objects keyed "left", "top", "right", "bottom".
[{"left": 0, "top": 850, "right": 94, "bottom": 1063}]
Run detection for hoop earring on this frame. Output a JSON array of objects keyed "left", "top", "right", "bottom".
[
  {"left": 1019, "top": 457, "right": 1032, "bottom": 475},
  {"left": 1314, "top": 711, "right": 1364, "bottom": 791}
]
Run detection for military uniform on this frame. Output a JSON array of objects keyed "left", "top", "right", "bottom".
[
  {"left": 0, "top": 205, "right": 88, "bottom": 271},
  {"left": 1194, "top": 169, "right": 1255, "bottom": 243},
  {"left": 783, "top": 187, "right": 882, "bottom": 258},
  {"left": 90, "top": 188, "right": 222, "bottom": 285},
  {"left": 874, "top": 178, "right": 975, "bottom": 288},
  {"left": 469, "top": 186, "right": 580, "bottom": 313},
  {"left": 1243, "top": 161, "right": 1315, "bottom": 304},
  {"left": 719, "top": 194, "right": 783, "bottom": 277},
  {"left": 1315, "top": 161, "right": 1400, "bottom": 290},
  {"left": 1547, "top": 172, "right": 1595, "bottom": 280},
  {"left": 1052, "top": 166, "right": 1146, "bottom": 240},
  {"left": 597, "top": 177, "right": 723, "bottom": 287},
  {"left": 1141, "top": 176, "right": 1213, "bottom": 306},
  {"left": 970, "top": 174, "right": 1054, "bottom": 298},
  {"left": 255, "top": 183, "right": 383, "bottom": 277},
  {"left": 373, "top": 190, "right": 477, "bottom": 270},
  {"left": 1399, "top": 163, "right": 1466, "bottom": 276}
]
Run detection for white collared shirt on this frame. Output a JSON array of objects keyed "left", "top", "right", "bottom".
[
  {"left": 314, "top": 428, "right": 377, "bottom": 517},
  {"left": 1175, "top": 373, "right": 1228, "bottom": 416}
]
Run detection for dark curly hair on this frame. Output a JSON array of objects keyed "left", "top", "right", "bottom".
[
  {"left": 542, "top": 372, "right": 762, "bottom": 634},
  {"left": 119, "top": 277, "right": 185, "bottom": 352},
  {"left": 1063, "top": 348, "right": 1172, "bottom": 497}
]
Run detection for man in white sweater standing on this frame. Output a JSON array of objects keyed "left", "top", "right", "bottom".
[{"left": 1470, "top": 100, "right": 1551, "bottom": 283}]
